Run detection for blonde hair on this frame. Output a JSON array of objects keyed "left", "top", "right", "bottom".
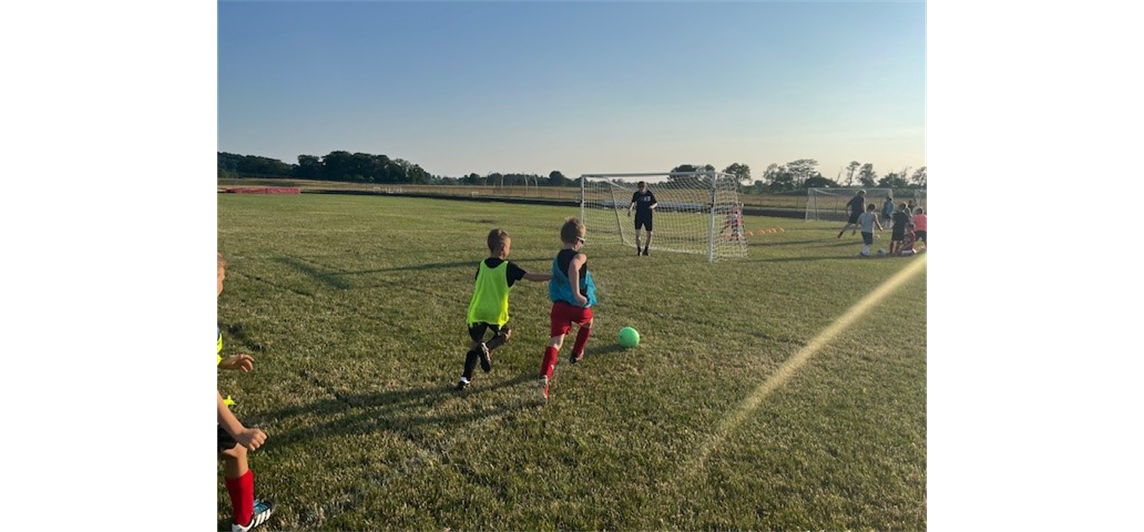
[
  {"left": 560, "top": 217, "right": 585, "bottom": 244},
  {"left": 487, "top": 228, "right": 511, "bottom": 253}
]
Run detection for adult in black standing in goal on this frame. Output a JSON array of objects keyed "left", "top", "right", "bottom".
[{"left": 627, "top": 181, "right": 658, "bottom": 256}]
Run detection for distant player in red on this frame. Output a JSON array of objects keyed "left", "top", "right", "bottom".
[
  {"left": 898, "top": 223, "right": 918, "bottom": 256},
  {"left": 912, "top": 207, "right": 927, "bottom": 246},
  {"left": 721, "top": 204, "right": 745, "bottom": 241}
]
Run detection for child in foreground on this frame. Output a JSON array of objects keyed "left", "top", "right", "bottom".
[{"left": 537, "top": 217, "right": 597, "bottom": 403}]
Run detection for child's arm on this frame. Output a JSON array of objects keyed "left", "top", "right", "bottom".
[
  {"left": 218, "top": 391, "right": 267, "bottom": 451},
  {"left": 218, "top": 354, "right": 254, "bottom": 372},
  {"left": 567, "top": 253, "right": 588, "bottom": 307},
  {"left": 523, "top": 272, "right": 552, "bottom": 282}
]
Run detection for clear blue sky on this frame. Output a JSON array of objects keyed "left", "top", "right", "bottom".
[{"left": 219, "top": 1, "right": 926, "bottom": 181}]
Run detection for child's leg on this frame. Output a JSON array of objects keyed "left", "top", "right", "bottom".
[
  {"left": 461, "top": 341, "right": 482, "bottom": 381},
  {"left": 541, "top": 335, "right": 564, "bottom": 379},
  {"left": 569, "top": 318, "right": 593, "bottom": 363},
  {"left": 221, "top": 445, "right": 254, "bottom": 527},
  {"left": 485, "top": 326, "right": 512, "bottom": 351}
]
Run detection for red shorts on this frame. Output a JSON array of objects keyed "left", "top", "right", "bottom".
[{"left": 550, "top": 301, "right": 593, "bottom": 337}]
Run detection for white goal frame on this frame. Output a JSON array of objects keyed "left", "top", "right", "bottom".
[
  {"left": 579, "top": 171, "right": 747, "bottom": 262},
  {"left": 805, "top": 187, "right": 894, "bottom": 222}
]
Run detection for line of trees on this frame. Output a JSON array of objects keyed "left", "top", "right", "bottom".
[{"left": 219, "top": 152, "right": 926, "bottom": 192}]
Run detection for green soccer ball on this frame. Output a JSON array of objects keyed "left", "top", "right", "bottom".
[{"left": 618, "top": 326, "right": 640, "bottom": 348}]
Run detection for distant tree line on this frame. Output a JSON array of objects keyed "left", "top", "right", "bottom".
[
  {"left": 667, "top": 161, "right": 925, "bottom": 195},
  {"left": 218, "top": 151, "right": 567, "bottom": 187},
  {"left": 219, "top": 152, "right": 926, "bottom": 193}
]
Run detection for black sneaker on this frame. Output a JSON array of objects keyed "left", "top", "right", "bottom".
[
  {"left": 232, "top": 499, "right": 275, "bottom": 532},
  {"left": 569, "top": 351, "right": 584, "bottom": 364},
  {"left": 478, "top": 342, "right": 492, "bottom": 372},
  {"left": 455, "top": 378, "right": 470, "bottom": 391},
  {"left": 642, "top": 247, "right": 649, "bottom": 256}
]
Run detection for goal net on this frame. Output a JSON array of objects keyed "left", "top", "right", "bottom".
[
  {"left": 805, "top": 187, "right": 894, "bottom": 222},
  {"left": 579, "top": 171, "right": 748, "bottom": 261}
]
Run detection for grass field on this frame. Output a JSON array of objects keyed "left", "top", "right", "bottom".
[
  {"left": 216, "top": 178, "right": 813, "bottom": 214},
  {"left": 217, "top": 193, "right": 927, "bottom": 531}
]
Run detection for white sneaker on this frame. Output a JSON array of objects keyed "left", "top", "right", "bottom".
[
  {"left": 478, "top": 342, "right": 492, "bottom": 372},
  {"left": 232, "top": 499, "right": 275, "bottom": 532}
]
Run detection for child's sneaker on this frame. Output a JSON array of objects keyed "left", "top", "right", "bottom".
[
  {"left": 478, "top": 342, "right": 492, "bottom": 372},
  {"left": 537, "top": 376, "right": 549, "bottom": 403},
  {"left": 455, "top": 377, "right": 470, "bottom": 391},
  {"left": 569, "top": 351, "right": 584, "bottom": 364},
  {"left": 232, "top": 499, "right": 275, "bottom": 532}
]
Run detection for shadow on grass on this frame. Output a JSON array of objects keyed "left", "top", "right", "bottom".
[
  {"left": 747, "top": 238, "right": 830, "bottom": 247},
  {"left": 583, "top": 343, "right": 626, "bottom": 359},
  {"left": 740, "top": 255, "right": 863, "bottom": 264},
  {"left": 274, "top": 256, "right": 351, "bottom": 290},
  {"left": 274, "top": 255, "right": 562, "bottom": 282},
  {"left": 259, "top": 373, "right": 536, "bottom": 452}
]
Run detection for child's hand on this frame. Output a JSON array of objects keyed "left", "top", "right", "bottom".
[
  {"left": 574, "top": 293, "right": 588, "bottom": 307},
  {"left": 219, "top": 354, "right": 255, "bottom": 372},
  {"left": 235, "top": 427, "right": 267, "bottom": 451}
]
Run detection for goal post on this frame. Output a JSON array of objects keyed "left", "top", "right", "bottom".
[
  {"left": 578, "top": 171, "right": 748, "bottom": 262},
  {"left": 805, "top": 187, "right": 894, "bottom": 222}
]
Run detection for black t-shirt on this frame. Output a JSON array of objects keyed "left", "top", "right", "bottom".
[
  {"left": 474, "top": 258, "right": 527, "bottom": 287},
  {"left": 631, "top": 190, "right": 657, "bottom": 215},
  {"left": 847, "top": 195, "right": 866, "bottom": 215},
  {"left": 556, "top": 249, "right": 587, "bottom": 281},
  {"left": 891, "top": 211, "right": 912, "bottom": 231}
]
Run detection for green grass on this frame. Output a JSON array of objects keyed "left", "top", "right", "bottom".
[
  {"left": 218, "top": 193, "right": 926, "bottom": 531},
  {"left": 217, "top": 179, "right": 811, "bottom": 213}
]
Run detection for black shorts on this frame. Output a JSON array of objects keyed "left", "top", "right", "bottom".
[
  {"left": 635, "top": 212, "right": 653, "bottom": 231},
  {"left": 218, "top": 424, "right": 238, "bottom": 453},
  {"left": 862, "top": 232, "right": 874, "bottom": 245},
  {"left": 892, "top": 229, "right": 905, "bottom": 241},
  {"left": 468, "top": 322, "right": 506, "bottom": 343},
  {"left": 916, "top": 230, "right": 927, "bottom": 242},
  {"left": 848, "top": 212, "right": 861, "bottom": 224}
]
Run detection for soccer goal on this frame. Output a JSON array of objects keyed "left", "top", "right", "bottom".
[
  {"left": 579, "top": 171, "right": 748, "bottom": 262},
  {"left": 805, "top": 187, "right": 894, "bottom": 222}
]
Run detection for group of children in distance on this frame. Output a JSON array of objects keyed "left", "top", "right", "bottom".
[
  {"left": 458, "top": 217, "right": 597, "bottom": 402},
  {"left": 840, "top": 190, "right": 927, "bottom": 257}
]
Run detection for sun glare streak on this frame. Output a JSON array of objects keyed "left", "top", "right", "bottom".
[{"left": 681, "top": 254, "right": 928, "bottom": 478}]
